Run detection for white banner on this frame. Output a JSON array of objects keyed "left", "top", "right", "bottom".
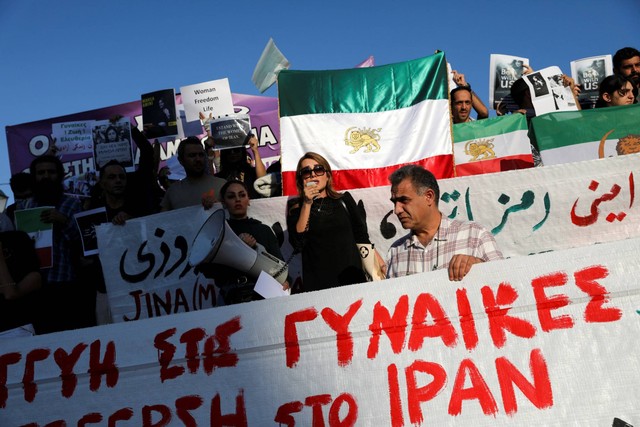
[
  {"left": 97, "top": 154, "right": 640, "bottom": 323},
  {"left": 3, "top": 237, "right": 640, "bottom": 425}
]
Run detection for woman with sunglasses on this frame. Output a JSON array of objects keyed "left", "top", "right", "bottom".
[
  {"left": 595, "top": 75, "right": 636, "bottom": 108},
  {"left": 286, "top": 152, "right": 371, "bottom": 292}
]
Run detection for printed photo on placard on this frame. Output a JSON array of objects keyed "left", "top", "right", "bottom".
[
  {"left": 141, "top": 89, "right": 178, "bottom": 138},
  {"left": 74, "top": 207, "right": 108, "bottom": 256},
  {"left": 92, "top": 118, "right": 134, "bottom": 171}
]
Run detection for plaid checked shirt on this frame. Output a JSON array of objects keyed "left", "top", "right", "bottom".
[{"left": 386, "top": 216, "right": 503, "bottom": 278}]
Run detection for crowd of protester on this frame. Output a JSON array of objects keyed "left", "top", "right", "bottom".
[{"left": 1, "top": 46, "right": 638, "bottom": 337}]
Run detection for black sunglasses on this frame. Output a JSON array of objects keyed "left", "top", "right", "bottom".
[{"left": 299, "top": 164, "right": 326, "bottom": 180}]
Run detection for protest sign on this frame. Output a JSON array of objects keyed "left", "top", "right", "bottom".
[
  {"left": 570, "top": 55, "right": 612, "bottom": 109},
  {"left": 180, "top": 78, "right": 235, "bottom": 123},
  {"left": 92, "top": 118, "right": 134, "bottom": 170},
  {"left": 51, "top": 120, "right": 94, "bottom": 155},
  {"left": 523, "top": 66, "right": 579, "bottom": 116},
  {"left": 489, "top": 54, "right": 529, "bottom": 110},
  {"left": 2, "top": 237, "right": 640, "bottom": 425},
  {"left": 141, "top": 89, "right": 178, "bottom": 138},
  {"left": 74, "top": 207, "right": 108, "bottom": 256},
  {"left": 210, "top": 114, "right": 251, "bottom": 149}
]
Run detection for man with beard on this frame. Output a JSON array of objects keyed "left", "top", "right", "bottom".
[
  {"left": 160, "top": 137, "right": 226, "bottom": 211},
  {"left": 613, "top": 47, "right": 640, "bottom": 94},
  {"left": 450, "top": 70, "right": 488, "bottom": 124},
  {"left": 28, "top": 155, "right": 85, "bottom": 333}
]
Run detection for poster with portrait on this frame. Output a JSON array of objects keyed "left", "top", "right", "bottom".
[
  {"left": 524, "top": 66, "right": 579, "bottom": 116},
  {"left": 489, "top": 53, "right": 529, "bottom": 109},
  {"left": 74, "top": 207, "right": 108, "bottom": 256},
  {"left": 92, "top": 117, "right": 134, "bottom": 171},
  {"left": 141, "top": 88, "right": 178, "bottom": 138},
  {"left": 571, "top": 55, "right": 613, "bottom": 109}
]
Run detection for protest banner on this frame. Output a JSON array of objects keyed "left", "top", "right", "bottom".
[
  {"left": 6, "top": 93, "right": 281, "bottom": 178},
  {"left": 96, "top": 154, "right": 640, "bottom": 323},
  {"left": 2, "top": 236, "right": 640, "bottom": 425}
]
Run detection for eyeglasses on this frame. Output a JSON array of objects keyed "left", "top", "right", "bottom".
[{"left": 299, "top": 165, "right": 326, "bottom": 180}]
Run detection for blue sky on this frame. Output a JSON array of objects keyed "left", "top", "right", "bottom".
[{"left": 1, "top": 0, "right": 639, "bottom": 202}]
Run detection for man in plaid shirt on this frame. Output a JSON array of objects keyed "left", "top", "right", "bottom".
[{"left": 386, "top": 165, "right": 503, "bottom": 281}]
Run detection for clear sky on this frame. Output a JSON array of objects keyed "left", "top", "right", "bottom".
[{"left": 1, "top": 0, "right": 639, "bottom": 202}]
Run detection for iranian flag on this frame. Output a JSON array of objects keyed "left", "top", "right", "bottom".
[
  {"left": 453, "top": 114, "right": 533, "bottom": 177},
  {"left": 532, "top": 104, "right": 640, "bottom": 166},
  {"left": 14, "top": 207, "right": 54, "bottom": 269},
  {"left": 278, "top": 52, "right": 453, "bottom": 195}
]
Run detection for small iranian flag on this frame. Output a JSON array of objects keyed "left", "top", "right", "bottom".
[
  {"left": 278, "top": 52, "right": 453, "bottom": 195},
  {"left": 453, "top": 114, "right": 533, "bottom": 176},
  {"left": 14, "top": 207, "right": 54, "bottom": 269},
  {"left": 532, "top": 104, "right": 640, "bottom": 166}
]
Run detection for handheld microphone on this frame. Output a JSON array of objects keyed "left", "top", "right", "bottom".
[{"left": 306, "top": 181, "right": 318, "bottom": 200}]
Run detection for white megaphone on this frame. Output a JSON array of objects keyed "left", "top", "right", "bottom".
[{"left": 189, "top": 209, "right": 288, "bottom": 284}]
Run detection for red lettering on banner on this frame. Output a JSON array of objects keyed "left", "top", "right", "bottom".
[
  {"left": 275, "top": 393, "right": 358, "bottom": 426},
  {"left": 448, "top": 359, "right": 498, "bottom": 416},
  {"left": 482, "top": 283, "right": 536, "bottom": 348},
  {"left": 367, "top": 296, "right": 409, "bottom": 359},
  {"left": 210, "top": 390, "right": 247, "bottom": 427},
  {"left": 456, "top": 288, "right": 479, "bottom": 351},
  {"left": 496, "top": 348, "right": 553, "bottom": 415},
  {"left": 405, "top": 360, "right": 447, "bottom": 425},
  {"left": 181, "top": 328, "right": 207, "bottom": 374},
  {"left": 78, "top": 412, "right": 102, "bottom": 426},
  {"left": 22, "top": 348, "right": 50, "bottom": 403},
  {"left": 175, "top": 395, "right": 204, "bottom": 427},
  {"left": 274, "top": 401, "right": 304, "bottom": 426},
  {"left": 305, "top": 394, "right": 332, "bottom": 426},
  {"left": 408, "top": 293, "right": 458, "bottom": 351},
  {"left": 387, "top": 364, "right": 404, "bottom": 427},
  {"left": 142, "top": 403, "right": 172, "bottom": 426},
  {"left": 89, "top": 340, "right": 118, "bottom": 392},
  {"left": 284, "top": 307, "right": 319, "bottom": 368},
  {"left": 574, "top": 265, "right": 622, "bottom": 323},
  {"left": 321, "top": 299, "right": 363, "bottom": 367},
  {"left": 154, "top": 317, "right": 241, "bottom": 383},
  {"left": 328, "top": 393, "right": 358, "bottom": 427},
  {"left": 0, "top": 352, "right": 20, "bottom": 408},
  {"left": 531, "top": 272, "right": 574, "bottom": 332},
  {"left": 155, "top": 328, "right": 183, "bottom": 382},
  {"left": 203, "top": 317, "right": 241, "bottom": 375},
  {"left": 54, "top": 343, "right": 88, "bottom": 398},
  {"left": 108, "top": 408, "right": 134, "bottom": 425}
]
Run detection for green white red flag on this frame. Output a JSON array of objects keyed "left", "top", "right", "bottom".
[
  {"left": 531, "top": 104, "right": 640, "bottom": 166},
  {"left": 453, "top": 114, "right": 533, "bottom": 176},
  {"left": 278, "top": 52, "right": 453, "bottom": 195}
]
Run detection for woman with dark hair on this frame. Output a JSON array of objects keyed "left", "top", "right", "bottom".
[
  {"left": 595, "top": 75, "right": 636, "bottom": 108},
  {"left": 200, "top": 179, "right": 288, "bottom": 304},
  {"left": 105, "top": 125, "right": 120, "bottom": 142},
  {"left": 286, "top": 152, "right": 379, "bottom": 292}
]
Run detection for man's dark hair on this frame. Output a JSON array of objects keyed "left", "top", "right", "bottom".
[
  {"left": 450, "top": 86, "right": 473, "bottom": 100},
  {"left": 510, "top": 77, "right": 530, "bottom": 108},
  {"left": 9, "top": 172, "right": 33, "bottom": 193},
  {"left": 177, "top": 136, "right": 203, "bottom": 161},
  {"left": 99, "top": 160, "right": 126, "bottom": 177},
  {"left": 389, "top": 165, "right": 440, "bottom": 205},
  {"left": 613, "top": 47, "right": 640, "bottom": 73},
  {"left": 29, "top": 155, "right": 65, "bottom": 182}
]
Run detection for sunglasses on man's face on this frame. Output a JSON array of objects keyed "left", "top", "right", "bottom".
[{"left": 299, "top": 165, "right": 326, "bottom": 180}]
